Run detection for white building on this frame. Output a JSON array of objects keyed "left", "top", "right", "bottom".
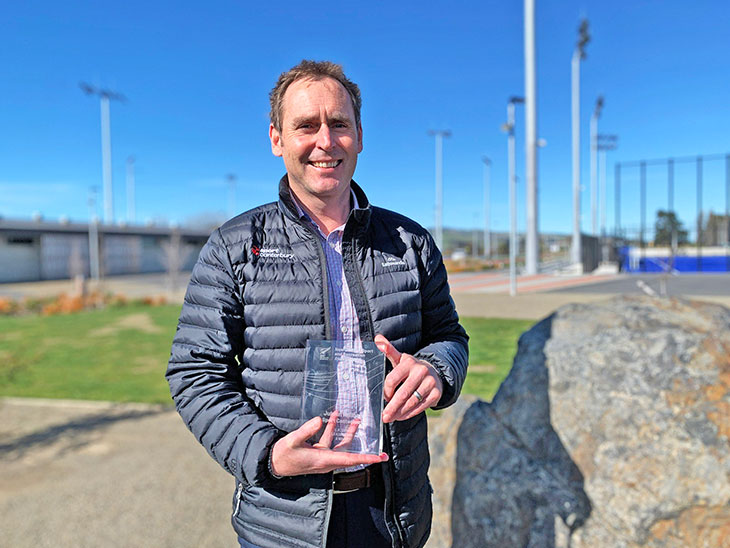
[{"left": 0, "top": 218, "right": 210, "bottom": 283}]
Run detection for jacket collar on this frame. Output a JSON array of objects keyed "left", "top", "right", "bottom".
[{"left": 277, "top": 175, "right": 372, "bottom": 229}]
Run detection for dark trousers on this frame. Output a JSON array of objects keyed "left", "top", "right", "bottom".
[{"left": 238, "top": 481, "right": 392, "bottom": 548}]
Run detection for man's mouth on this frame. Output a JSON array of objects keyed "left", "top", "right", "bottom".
[{"left": 309, "top": 160, "right": 342, "bottom": 168}]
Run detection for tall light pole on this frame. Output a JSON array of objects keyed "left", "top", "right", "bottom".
[
  {"left": 482, "top": 156, "right": 492, "bottom": 258},
  {"left": 87, "top": 187, "right": 100, "bottom": 281},
  {"left": 227, "top": 173, "right": 237, "bottom": 219},
  {"left": 524, "top": 0, "right": 539, "bottom": 275},
  {"left": 590, "top": 96, "right": 604, "bottom": 236},
  {"left": 598, "top": 134, "right": 618, "bottom": 263},
  {"left": 126, "top": 155, "right": 136, "bottom": 224},
  {"left": 571, "top": 19, "right": 590, "bottom": 271},
  {"left": 502, "top": 97, "right": 524, "bottom": 296},
  {"left": 80, "top": 83, "right": 126, "bottom": 225},
  {"left": 428, "top": 130, "right": 451, "bottom": 250}
]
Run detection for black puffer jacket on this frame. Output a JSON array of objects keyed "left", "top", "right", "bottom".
[{"left": 166, "top": 177, "right": 468, "bottom": 548}]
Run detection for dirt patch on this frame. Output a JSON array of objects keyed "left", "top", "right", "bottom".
[
  {"left": 468, "top": 364, "right": 498, "bottom": 373},
  {"left": 131, "top": 356, "right": 162, "bottom": 374},
  {"left": 89, "top": 313, "right": 163, "bottom": 337}
]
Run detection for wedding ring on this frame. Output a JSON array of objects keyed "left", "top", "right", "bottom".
[{"left": 413, "top": 389, "right": 424, "bottom": 402}]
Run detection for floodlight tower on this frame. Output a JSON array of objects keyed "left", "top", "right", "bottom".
[
  {"left": 428, "top": 130, "right": 452, "bottom": 250},
  {"left": 590, "top": 96, "right": 604, "bottom": 236},
  {"left": 482, "top": 156, "right": 492, "bottom": 258},
  {"left": 598, "top": 134, "right": 618, "bottom": 262},
  {"left": 571, "top": 19, "right": 590, "bottom": 270},
  {"left": 80, "top": 83, "right": 126, "bottom": 225},
  {"left": 502, "top": 96, "right": 525, "bottom": 296},
  {"left": 87, "top": 187, "right": 100, "bottom": 280},
  {"left": 524, "top": 0, "right": 539, "bottom": 275}
]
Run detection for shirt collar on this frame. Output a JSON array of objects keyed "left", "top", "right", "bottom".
[{"left": 289, "top": 189, "right": 359, "bottom": 234}]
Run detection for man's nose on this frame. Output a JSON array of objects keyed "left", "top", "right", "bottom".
[{"left": 315, "top": 124, "right": 333, "bottom": 149}]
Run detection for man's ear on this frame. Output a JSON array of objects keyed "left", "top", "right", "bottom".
[
  {"left": 269, "top": 124, "right": 283, "bottom": 157},
  {"left": 357, "top": 123, "right": 363, "bottom": 153}
]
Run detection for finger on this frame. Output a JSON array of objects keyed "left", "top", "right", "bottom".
[
  {"left": 316, "top": 411, "right": 339, "bottom": 449},
  {"left": 333, "top": 417, "right": 361, "bottom": 450},
  {"left": 288, "top": 416, "right": 324, "bottom": 445},
  {"left": 390, "top": 382, "right": 441, "bottom": 422},
  {"left": 315, "top": 450, "right": 389, "bottom": 473},
  {"left": 382, "top": 362, "right": 410, "bottom": 402},
  {"left": 374, "top": 334, "right": 402, "bottom": 368},
  {"left": 383, "top": 381, "right": 421, "bottom": 422},
  {"left": 383, "top": 360, "right": 426, "bottom": 420}
]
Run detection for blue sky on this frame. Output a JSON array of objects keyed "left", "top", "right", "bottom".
[{"left": 1, "top": 1, "right": 729, "bottom": 236}]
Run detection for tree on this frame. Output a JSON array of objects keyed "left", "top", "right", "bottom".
[{"left": 654, "top": 210, "right": 688, "bottom": 247}]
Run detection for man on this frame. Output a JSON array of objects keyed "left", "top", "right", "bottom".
[{"left": 166, "top": 60, "right": 468, "bottom": 548}]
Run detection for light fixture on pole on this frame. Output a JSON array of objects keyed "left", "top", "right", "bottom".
[
  {"left": 571, "top": 19, "right": 590, "bottom": 271},
  {"left": 80, "top": 82, "right": 126, "bottom": 225},
  {"left": 523, "top": 0, "right": 539, "bottom": 275},
  {"left": 428, "top": 130, "right": 452, "bottom": 250},
  {"left": 590, "top": 95, "right": 604, "bottom": 237},
  {"left": 481, "top": 156, "right": 492, "bottom": 258},
  {"left": 502, "top": 96, "right": 525, "bottom": 297}
]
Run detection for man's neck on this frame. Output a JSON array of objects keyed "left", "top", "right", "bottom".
[{"left": 290, "top": 187, "right": 351, "bottom": 236}]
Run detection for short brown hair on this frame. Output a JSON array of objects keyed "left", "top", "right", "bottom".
[{"left": 269, "top": 60, "right": 362, "bottom": 132}]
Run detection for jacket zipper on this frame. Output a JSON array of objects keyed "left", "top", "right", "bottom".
[
  {"left": 348, "top": 235, "right": 406, "bottom": 548},
  {"left": 302, "top": 222, "right": 332, "bottom": 340},
  {"left": 233, "top": 482, "right": 244, "bottom": 517}
]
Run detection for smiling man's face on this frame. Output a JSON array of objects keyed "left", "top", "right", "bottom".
[{"left": 270, "top": 77, "right": 363, "bottom": 205}]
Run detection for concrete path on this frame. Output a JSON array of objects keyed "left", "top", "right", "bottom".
[{"left": 0, "top": 398, "right": 234, "bottom": 548}]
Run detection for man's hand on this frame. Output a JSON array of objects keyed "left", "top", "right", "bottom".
[
  {"left": 270, "top": 413, "right": 388, "bottom": 477},
  {"left": 375, "top": 334, "right": 443, "bottom": 423}
]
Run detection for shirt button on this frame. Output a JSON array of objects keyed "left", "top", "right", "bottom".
[
  {"left": 343, "top": 372, "right": 350, "bottom": 380},
  {"left": 342, "top": 326, "right": 349, "bottom": 334}
]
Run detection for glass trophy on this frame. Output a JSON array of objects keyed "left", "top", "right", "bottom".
[{"left": 301, "top": 340, "right": 386, "bottom": 455}]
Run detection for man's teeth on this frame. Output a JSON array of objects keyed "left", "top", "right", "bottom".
[{"left": 311, "top": 160, "right": 340, "bottom": 168}]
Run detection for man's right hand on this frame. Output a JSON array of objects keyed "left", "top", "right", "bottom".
[{"left": 269, "top": 415, "right": 388, "bottom": 477}]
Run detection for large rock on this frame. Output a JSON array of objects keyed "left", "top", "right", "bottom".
[{"left": 432, "top": 296, "right": 730, "bottom": 548}]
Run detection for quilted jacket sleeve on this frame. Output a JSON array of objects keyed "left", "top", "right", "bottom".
[
  {"left": 413, "top": 231, "right": 469, "bottom": 410},
  {"left": 166, "top": 228, "right": 280, "bottom": 487}
]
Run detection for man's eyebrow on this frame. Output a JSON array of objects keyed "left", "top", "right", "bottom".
[
  {"left": 288, "top": 113, "right": 353, "bottom": 127},
  {"left": 289, "top": 115, "right": 317, "bottom": 126},
  {"left": 328, "top": 113, "right": 352, "bottom": 124}
]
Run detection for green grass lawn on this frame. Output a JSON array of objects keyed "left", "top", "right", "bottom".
[{"left": 0, "top": 305, "right": 533, "bottom": 404}]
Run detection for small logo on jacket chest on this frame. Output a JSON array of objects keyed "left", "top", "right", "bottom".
[
  {"left": 251, "top": 246, "right": 295, "bottom": 262},
  {"left": 381, "top": 255, "right": 408, "bottom": 268}
]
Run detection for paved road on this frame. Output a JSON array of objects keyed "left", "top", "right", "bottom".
[{"left": 548, "top": 272, "right": 730, "bottom": 296}]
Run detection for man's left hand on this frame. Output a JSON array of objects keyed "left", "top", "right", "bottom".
[{"left": 375, "top": 334, "right": 443, "bottom": 423}]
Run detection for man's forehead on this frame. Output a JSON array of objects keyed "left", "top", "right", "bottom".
[{"left": 281, "top": 77, "right": 354, "bottom": 118}]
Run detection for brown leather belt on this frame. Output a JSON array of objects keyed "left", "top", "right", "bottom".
[{"left": 332, "top": 463, "right": 381, "bottom": 494}]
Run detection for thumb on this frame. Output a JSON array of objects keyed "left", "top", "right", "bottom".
[
  {"left": 289, "top": 416, "right": 324, "bottom": 445},
  {"left": 374, "top": 334, "right": 401, "bottom": 367}
]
